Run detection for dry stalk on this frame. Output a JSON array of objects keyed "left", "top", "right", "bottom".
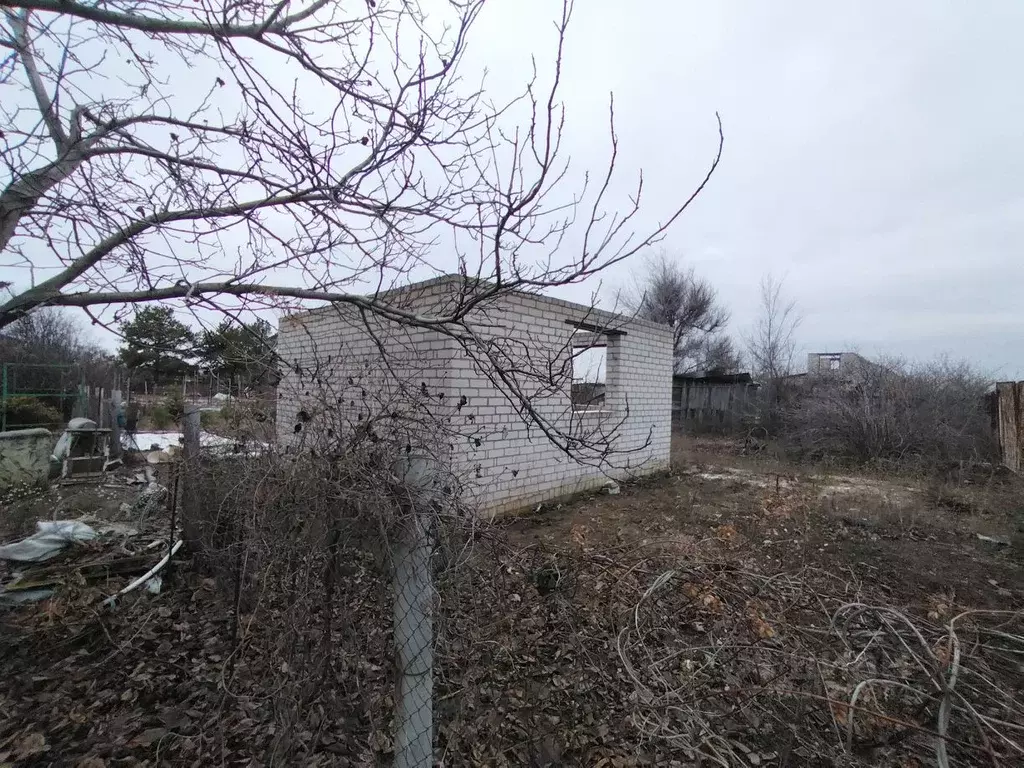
[{"left": 617, "top": 563, "right": 1024, "bottom": 767}]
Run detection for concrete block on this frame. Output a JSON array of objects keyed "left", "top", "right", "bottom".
[{"left": 0, "top": 428, "right": 53, "bottom": 490}]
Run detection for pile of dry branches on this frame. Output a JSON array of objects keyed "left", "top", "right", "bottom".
[{"left": 618, "top": 563, "right": 1024, "bottom": 767}]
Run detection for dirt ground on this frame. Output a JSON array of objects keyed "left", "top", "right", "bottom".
[
  {"left": 0, "top": 436, "right": 1021, "bottom": 766},
  {"left": 465, "top": 436, "right": 1024, "bottom": 766},
  {"left": 506, "top": 436, "right": 1024, "bottom": 612}
]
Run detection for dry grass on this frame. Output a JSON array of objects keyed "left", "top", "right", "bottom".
[
  {"left": 618, "top": 564, "right": 1024, "bottom": 766},
  {"left": 1, "top": 435, "right": 1022, "bottom": 765}
]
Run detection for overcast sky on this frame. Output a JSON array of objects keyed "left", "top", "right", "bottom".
[
  {"left": 5, "top": 1, "right": 1021, "bottom": 377},
  {"left": 467, "top": 0, "right": 1024, "bottom": 377}
]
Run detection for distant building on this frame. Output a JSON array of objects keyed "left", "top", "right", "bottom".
[{"left": 806, "top": 352, "right": 875, "bottom": 378}]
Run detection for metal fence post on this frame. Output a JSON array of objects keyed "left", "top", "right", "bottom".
[
  {"left": 1, "top": 363, "right": 7, "bottom": 432},
  {"left": 108, "top": 390, "right": 123, "bottom": 459},
  {"left": 181, "top": 405, "right": 202, "bottom": 553},
  {"left": 392, "top": 452, "right": 435, "bottom": 768}
]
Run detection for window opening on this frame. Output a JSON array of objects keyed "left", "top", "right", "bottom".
[{"left": 570, "top": 331, "right": 608, "bottom": 410}]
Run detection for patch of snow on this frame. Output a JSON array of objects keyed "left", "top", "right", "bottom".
[
  {"left": 128, "top": 431, "right": 181, "bottom": 452},
  {"left": 127, "top": 431, "right": 266, "bottom": 455}
]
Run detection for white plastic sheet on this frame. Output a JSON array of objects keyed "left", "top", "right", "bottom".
[
  {"left": 0, "top": 521, "right": 98, "bottom": 562},
  {"left": 51, "top": 417, "right": 98, "bottom": 462}
]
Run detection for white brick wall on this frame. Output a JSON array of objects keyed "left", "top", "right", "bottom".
[
  {"left": 275, "top": 279, "right": 457, "bottom": 451},
  {"left": 276, "top": 277, "right": 673, "bottom": 514}
]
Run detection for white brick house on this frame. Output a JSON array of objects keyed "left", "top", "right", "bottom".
[{"left": 275, "top": 276, "right": 673, "bottom": 514}]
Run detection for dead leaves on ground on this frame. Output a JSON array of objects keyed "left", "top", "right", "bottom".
[{"left": 1, "top": 526, "right": 1020, "bottom": 767}]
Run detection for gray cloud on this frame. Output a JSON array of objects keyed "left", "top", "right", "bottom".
[
  {"left": 473, "top": 0, "right": 1024, "bottom": 376},
  {"left": 4, "top": 1, "right": 1020, "bottom": 377}
]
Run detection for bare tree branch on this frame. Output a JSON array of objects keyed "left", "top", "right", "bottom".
[
  {"left": 7, "top": 10, "right": 67, "bottom": 148},
  {"left": 1, "top": 0, "right": 337, "bottom": 38},
  {"left": 0, "top": 0, "right": 722, "bottom": 468}
]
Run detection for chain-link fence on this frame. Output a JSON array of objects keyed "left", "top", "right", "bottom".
[{"left": 182, "top": 409, "right": 454, "bottom": 765}]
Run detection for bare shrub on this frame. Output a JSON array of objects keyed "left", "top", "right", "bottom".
[
  {"left": 181, "top": 340, "right": 496, "bottom": 762},
  {"left": 783, "top": 357, "right": 997, "bottom": 471},
  {"left": 187, "top": 436, "right": 470, "bottom": 761},
  {"left": 745, "top": 274, "right": 800, "bottom": 435}
]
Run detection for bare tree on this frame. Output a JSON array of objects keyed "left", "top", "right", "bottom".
[
  {"left": 0, "top": 3, "right": 724, "bottom": 764},
  {"left": 746, "top": 274, "right": 800, "bottom": 382},
  {"left": 700, "top": 334, "right": 743, "bottom": 375},
  {"left": 0, "top": 306, "right": 86, "bottom": 363},
  {"left": 0, "top": 305, "right": 115, "bottom": 425},
  {"left": 0, "top": 0, "right": 721, "bottom": 334},
  {"left": 618, "top": 252, "right": 733, "bottom": 373},
  {"left": 0, "top": 304, "right": 113, "bottom": 376},
  {"left": 744, "top": 274, "right": 800, "bottom": 432},
  {"left": 745, "top": 274, "right": 798, "bottom": 376}
]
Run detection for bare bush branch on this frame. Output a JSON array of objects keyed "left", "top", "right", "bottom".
[
  {"left": 784, "top": 356, "right": 998, "bottom": 471},
  {"left": 0, "top": 0, "right": 722, "bottom": 334}
]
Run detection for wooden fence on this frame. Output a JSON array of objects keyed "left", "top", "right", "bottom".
[
  {"left": 997, "top": 381, "right": 1024, "bottom": 473},
  {"left": 672, "top": 375, "right": 759, "bottom": 432}
]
